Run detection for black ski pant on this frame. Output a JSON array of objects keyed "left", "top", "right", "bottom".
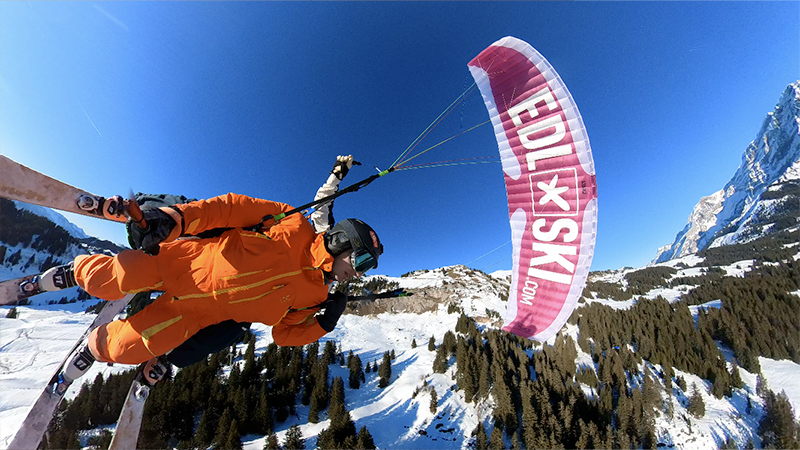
[{"left": 166, "top": 320, "right": 251, "bottom": 368}]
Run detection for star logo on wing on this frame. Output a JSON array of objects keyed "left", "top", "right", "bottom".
[{"left": 537, "top": 174, "right": 570, "bottom": 211}]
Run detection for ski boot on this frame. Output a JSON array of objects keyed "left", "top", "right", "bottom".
[
  {"left": 142, "top": 356, "right": 169, "bottom": 386},
  {"left": 77, "top": 194, "right": 128, "bottom": 221},
  {"left": 37, "top": 263, "right": 78, "bottom": 292},
  {"left": 51, "top": 344, "right": 96, "bottom": 395}
]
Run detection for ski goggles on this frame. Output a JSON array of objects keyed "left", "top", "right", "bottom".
[{"left": 351, "top": 247, "right": 378, "bottom": 273}]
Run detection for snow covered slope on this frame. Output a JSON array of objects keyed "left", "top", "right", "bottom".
[
  {"left": 655, "top": 82, "right": 800, "bottom": 263},
  {"left": 2, "top": 260, "right": 799, "bottom": 450}
]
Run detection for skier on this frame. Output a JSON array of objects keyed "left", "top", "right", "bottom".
[{"left": 41, "top": 155, "right": 383, "bottom": 383}]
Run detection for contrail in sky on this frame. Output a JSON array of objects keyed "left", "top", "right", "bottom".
[{"left": 78, "top": 101, "right": 103, "bottom": 137}]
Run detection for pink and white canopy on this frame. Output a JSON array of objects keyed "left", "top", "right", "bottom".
[{"left": 468, "top": 36, "right": 598, "bottom": 341}]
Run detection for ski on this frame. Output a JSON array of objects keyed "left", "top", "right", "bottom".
[
  {"left": 1, "top": 264, "right": 82, "bottom": 306},
  {"left": 0, "top": 155, "right": 139, "bottom": 223},
  {"left": 8, "top": 294, "right": 135, "bottom": 450},
  {"left": 108, "top": 371, "right": 150, "bottom": 450},
  {"left": 108, "top": 358, "right": 167, "bottom": 450}
]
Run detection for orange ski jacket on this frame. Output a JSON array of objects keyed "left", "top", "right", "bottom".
[{"left": 77, "top": 193, "right": 336, "bottom": 364}]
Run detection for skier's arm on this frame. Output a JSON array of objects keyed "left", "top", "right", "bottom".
[
  {"left": 309, "top": 155, "right": 354, "bottom": 233},
  {"left": 271, "top": 292, "right": 347, "bottom": 346},
  {"left": 175, "top": 193, "right": 292, "bottom": 237},
  {"left": 271, "top": 310, "right": 328, "bottom": 347}
]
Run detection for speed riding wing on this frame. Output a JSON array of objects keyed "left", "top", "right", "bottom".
[{"left": 468, "top": 36, "right": 598, "bottom": 341}]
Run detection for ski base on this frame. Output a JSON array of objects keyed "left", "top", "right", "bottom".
[
  {"left": 109, "top": 372, "right": 151, "bottom": 450},
  {"left": 7, "top": 294, "right": 135, "bottom": 450},
  {"left": 0, "top": 155, "right": 133, "bottom": 223},
  {"left": 0, "top": 274, "right": 41, "bottom": 306}
]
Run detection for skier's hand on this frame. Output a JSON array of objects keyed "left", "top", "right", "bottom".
[
  {"left": 316, "top": 291, "right": 348, "bottom": 332},
  {"left": 127, "top": 207, "right": 180, "bottom": 256},
  {"left": 330, "top": 155, "right": 354, "bottom": 180}
]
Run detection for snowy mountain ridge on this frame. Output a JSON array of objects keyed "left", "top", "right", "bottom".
[
  {"left": 12, "top": 200, "right": 90, "bottom": 240},
  {"left": 655, "top": 81, "right": 800, "bottom": 263},
  {"left": 0, "top": 199, "right": 126, "bottom": 281}
]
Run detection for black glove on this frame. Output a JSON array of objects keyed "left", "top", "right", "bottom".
[
  {"left": 330, "top": 155, "right": 354, "bottom": 180},
  {"left": 127, "top": 207, "right": 178, "bottom": 256},
  {"left": 316, "top": 291, "right": 348, "bottom": 332}
]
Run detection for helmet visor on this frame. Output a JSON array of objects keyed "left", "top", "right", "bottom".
[{"left": 351, "top": 247, "right": 378, "bottom": 273}]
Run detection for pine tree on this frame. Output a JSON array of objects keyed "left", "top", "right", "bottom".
[
  {"left": 214, "top": 408, "right": 234, "bottom": 445},
  {"left": 229, "top": 359, "right": 242, "bottom": 389},
  {"left": 676, "top": 375, "right": 687, "bottom": 392},
  {"left": 242, "top": 338, "right": 258, "bottom": 386},
  {"left": 575, "top": 419, "right": 591, "bottom": 449},
  {"left": 309, "top": 391, "right": 321, "bottom": 424},
  {"left": 478, "top": 353, "right": 491, "bottom": 399},
  {"left": 234, "top": 387, "right": 250, "bottom": 434},
  {"left": 642, "top": 365, "right": 661, "bottom": 410},
  {"left": 255, "top": 385, "right": 274, "bottom": 435},
  {"left": 283, "top": 424, "right": 305, "bottom": 450},
  {"left": 490, "top": 425, "right": 507, "bottom": 450},
  {"left": 317, "top": 428, "right": 334, "bottom": 450},
  {"left": 356, "top": 426, "right": 377, "bottom": 450},
  {"left": 430, "top": 388, "right": 438, "bottom": 413},
  {"left": 616, "top": 429, "right": 632, "bottom": 450},
  {"left": 411, "top": 338, "right": 417, "bottom": 348},
  {"left": 432, "top": 345, "right": 448, "bottom": 373},
  {"left": 308, "top": 359, "right": 330, "bottom": 411},
  {"left": 520, "top": 381, "right": 538, "bottom": 450},
  {"left": 442, "top": 330, "right": 457, "bottom": 356},
  {"left": 224, "top": 419, "right": 244, "bottom": 450},
  {"left": 759, "top": 389, "right": 800, "bottom": 449},
  {"left": 349, "top": 353, "right": 364, "bottom": 389},
  {"left": 329, "top": 377, "right": 347, "bottom": 426},
  {"left": 323, "top": 340, "right": 337, "bottom": 365},
  {"left": 510, "top": 430, "right": 522, "bottom": 450},
  {"left": 730, "top": 361, "right": 744, "bottom": 389},
  {"left": 324, "top": 377, "right": 358, "bottom": 446},
  {"left": 687, "top": 383, "right": 706, "bottom": 418},
  {"left": 616, "top": 390, "right": 633, "bottom": 440},
  {"left": 491, "top": 364, "right": 517, "bottom": 435},
  {"left": 343, "top": 435, "right": 358, "bottom": 449},
  {"left": 711, "top": 371, "right": 731, "bottom": 399},
  {"left": 474, "top": 422, "right": 489, "bottom": 450},
  {"left": 428, "top": 336, "right": 436, "bottom": 351},
  {"left": 194, "top": 410, "right": 215, "bottom": 448},
  {"left": 42, "top": 425, "right": 80, "bottom": 450},
  {"left": 378, "top": 351, "right": 392, "bottom": 388},
  {"left": 662, "top": 365, "right": 674, "bottom": 392},
  {"left": 263, "top": 433, "right": 281, "bottom": 450},
  {"left": 757, "top": 374, "right": 768, "bottom": 396},
  {"left": 456, "top": 338, "right": 476, "bottom": 402}
]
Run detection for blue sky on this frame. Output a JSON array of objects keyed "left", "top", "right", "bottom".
[{"left": 2, "top": 2, "right": 798, "bottom": 277}]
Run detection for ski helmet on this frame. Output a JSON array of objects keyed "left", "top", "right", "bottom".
[{"left": 324, "top": 219, "right": 383, "bottom": 273}]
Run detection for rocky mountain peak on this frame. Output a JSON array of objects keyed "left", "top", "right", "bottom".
[{"left": 655, "top": 81, "right": 800, "bottom": 263}]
